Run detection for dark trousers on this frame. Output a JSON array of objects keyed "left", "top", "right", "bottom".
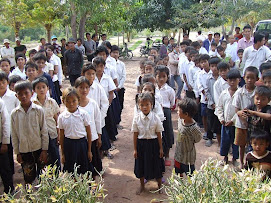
[
  {"left": 8, "top": 138, "right": 14, "bottom": 174},
  {"left": 48, "top": 138, "right": 60, "bottom": 169},
  {"left": 117, "top": 88, "right": 125, "bottom": 111},
  {"left": 186, "top": 90, "right": 195, "bottom": 99},
  {"left": 0, "top": 144, "right": 14, "bottom": 194},
  {"left": 69, "top": 74, "right": 81, "bottom": 86},
  {"left": 220, "top": 126, "right": 239, "bottom": 159},
  {"left": 207, "top": 108, "right": 221, "bottom": 140}
]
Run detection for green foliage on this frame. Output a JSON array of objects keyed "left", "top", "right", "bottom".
[
  {"left": 129, "top": 40, "right": 143, "bottom": 51},
  {"left": 166, "top": 159, "right": 271, "bottom": 202}
]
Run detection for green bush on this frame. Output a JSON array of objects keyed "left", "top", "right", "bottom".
[
  {"left": 165, "top": 159, "right": 271, "bottom": 203},
  {"left": 1, "top": 165, "right": 106, "bottom": 202}
]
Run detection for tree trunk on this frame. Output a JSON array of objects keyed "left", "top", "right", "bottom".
[
  {"left": 123, "top": 31, "right": 125, "bottom": 45},
  {"left": 222, "top": 25, "right": 226, "bottom": 38},
  {"left": 79, "top": 12, "right": 88, "bottom": 40},
  {"left": 127, "top": 32, "right": 131, "bottom": 42},
  {"left": 45, "top": 24, "right": 52, "bottom": 43},
  {"left": 177, "top": 28, "right": 181, "bottom": 44},
  {"left": 94, "top": 24, "right": 98, "bottom": 35},
  {"left": 14, "top": 21, "right": 21, "bottom": 38},
  {"left": 229, "top": 18, "right": 235, "bottom": 36},
  {"left": 70, "top": 2, "right": 77, "bottom": 39},
  {"left": 65, "top": 25, "right": 69, "bottom": 39}
]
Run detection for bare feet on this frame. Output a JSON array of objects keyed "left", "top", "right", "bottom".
[{"left": 136, "top": 186, "right": 145, "bottom": 195}]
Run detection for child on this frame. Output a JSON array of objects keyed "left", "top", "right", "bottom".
[
  {"left": 257, "top": 62, "right": 271, "bottom": 86},
  {"left": 11, "top": 81, "right": 48, "bottom": 184},
  {"left": 10, "top": 54, "right": 26, "bottom": 80},
  {"left": 216, "top": 69, "right": 241, "bottom": 166},
  {"left": 235, "top": 49, "right": 245, "bottom": 86},
  {"left": 209, "top": 42, "right": 218, "bottom": 57},
  {"left": 217, "top": 46, "right": 234, "bottom": 67},
  {"left": 174, "top": 98, "right": 202, "bottom": 176},
  {"left": 179, "top": 41, "right": 189, "bottom": 53},
  {"left": 28, "top": 49, "right": 37, "bottom": 62},
  {"left": 144, "top": 61, "right": 156, "bottom": 75},
  {"left": 132, "top": 92, "right": 164, "bottom": 195},
  {"left": 155, "top": 65, "right": 175, "bottom": 166},
  {"left": 188, "top": 54, "right": 201, "bottom": 103},
  {"left": 75, "top": 38, "right": 85, "bottom": 55},
  {"left": 221, "top": 40, "right": 227, "bottom": 51},
  {"left": 0, "top": 58, "right": 11, "bottom": 76},
  {"left": 233, "top": 66, "right": 259, "bottom": 168},
  {"left": 149, "top": 47, "right": 159, "bottom": 57},
  {"left": 25, "top": 62, "right": 38, "bottom": 82},
  {"left": 197, "top": 54, "right": 212, "bottom": 139},
  {"left": 32, "top": 77, "right": 60, "bottom": 169},
  {"left": 75, "top": 76, "right": 103, "bottom": 177},
  {"left": 135, "top": 59, "right": 147, "bottom": 93},
  {"left": 8, "top": 75, "right": 21, "bottom": 91},
  {"left": 263, "top": 70, "right": 271, "bottom": 91},
  {"left": 244, "top": 130, "right": 271, "bottom": 178},
  {"left": 205, "top": 57, "right": 221, "bottom": 147},
  {"left": 58, "top": 87, "right": 93, "bottom": 174}
]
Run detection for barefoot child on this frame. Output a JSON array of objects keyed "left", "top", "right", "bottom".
[{"left": 132, "top": 92, "right": 164, "bottom": 194}]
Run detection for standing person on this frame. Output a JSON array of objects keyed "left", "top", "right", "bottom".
[
  {"left": 10, "top": 54, "right": 26, "bottom": 80},
  {"left": 99, "top": 34, "right": 107, "bottom": 47},
  {"left": 60, "top": 38, "right": 67, "bottom": 78},
  {"left": 196, "top": 31, "right": 206, "bottom": 42},
  {"left": 51, "top": 35, "right": 61, "bottom": 55},
  {"left": 213, "top": 33, "right": 221, "bottom": 46},
  {"left": 132, "top": 92, "right": 164, "bottom": 195},
  {"left": 64, "top": 38, "right": 84, "bottom": 86},
  {"left": 225, "top": 35, "right": 238, "bottom": 63},
  {"left": 203, "top": 31, "right": 214, "bottom": 52},
  {"left": 183, "top": 34, "right": 189, "bottom": 41},
  {"left": 237, "top": 25, "right": 254, "bottom": 51},
  {"left": 84, "top": 33, "right": 96, "bottom": 61},
  {"left": 1, "top": 39, "right": 16, "bottom": 71},
  {"left": 75, "top": 38, "right": 85, "bottom": 55},
  {"left": 159, "top": 36, "right": 169, "bottom": 57},
  {"left": 38, "top": 38, "right": 46, "bottom": 51},
  {"left": 14, "top": 38, "right": 26, "bottom": 55},
  {"left": 0, "top": 58, "right": 11, "bottom": 76},
  {"left": 234, "top": 27, "right": 243, "bottom": 41}
]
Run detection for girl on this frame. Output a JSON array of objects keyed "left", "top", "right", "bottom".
[
  {"left": 159, "top": 36, "right": 169, "bottom": 57},
  {"left": 132, "top": 92, "right": 164, "bottom": 195},
  {"left": 155, "top": 65, "right": 175, "bottom": 166},
  {"left": 135, "top": 59, "right": 147, "bottom": 93},
  {"left": 58, "top": 87, "right": 93, "bottom": 174},
  {"left": 75, "top": 76, "right": 103, "bottom": 177}
]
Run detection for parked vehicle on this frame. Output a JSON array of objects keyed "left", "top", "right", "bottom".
[
  {"left": 140, "top": 37, "right": 163, "bottom": 57},
  {"left": 119, "top": 43, "right": 133, "bottom": 59},
  {"left": 255, "top": 19, "right": 271, "bottom": 47}
]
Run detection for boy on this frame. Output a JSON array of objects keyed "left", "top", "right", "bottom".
[
  {"left": 235, "top": 49, "right": 245, "bottom": 86},
  {"left": 178, "top": 46, "right": 192, "bottom": 84},
  {"left": 28, "top": 49, "right": 37, "bottom": 62},
  {"left": 209, "top": 42, "right": 218, "bottom": 57},
  {"left": 188, "top": 54, "right": 201, "bottom": 103},
  {"left": 217, "top": 46, "right": 234, "bottom": 67},
  {"left": 256, "top": 62, "right": 271, "bottom": 86},
  {"left": 205, "top": 57, "right": 221, "bottom": 147},
  {"left": 216, "top": 69, "right": 241, "bottom": 166},
  {"left": 263, "top": 70, "right": 271, "bottom": 91},
  {"left": 179, "top": 41, "right": 189, "bottom": 53},
  {"left": 0, "top": 58, "right": 11, "bottom": 76},
  {"left": 25, "top": 62, "right": 38, "bottom": 82},
  {"left": 75, "top": 38, "right": 85, "bottom": 55},
  {"left": 11, "top": 81, "right": 49, "bottom": 184},
  {"left": 233, "top": 66, "right": 259, "bottom": 168},
  {"left": 144, "top": 61, "right": 156, "bottom": 75},
  {"left": 197, "top": 54, "right": 212, "bottom": 139},
  {"left": 149, "top": 47, "right": 159, "bottom": 57},
  {"left": 32, "top": 77, "right": 60, "bottom": 168},
  {"left": 8, "top": 75, "right": 21, "bottom": 92},
  {"left": 221, "top": 41, "right": 227, "bottom": 51}
]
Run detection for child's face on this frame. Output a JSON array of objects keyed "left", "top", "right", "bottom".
[
  {"left": 254, "top": 94, "right": 270, "bottom": 110},
  {"left": 138, "top": 99, "right": 152, "bottom": 115},
  {"left": 26, "top": 67, "right": 38, "bottom": 81},
  {"left": 0, "top": 79, "right": 8, "bottom": 92},
  {"left": 251, "top": 138, "right": 269, "bottom": 157},
  {"left": 0, "top": 61, "right": 10, "bottom": 75},
  {"left": 211, "top": 45, "right": 216, "bottom": 52},
  {"left": 163, "top": 57, "right": 169, "bottom": 65},
  {"left": 229, "top": 35, "right": 235, "bottom": 44},
  {"left": 77, "top": 40, "right": 82, "bottom": 46},
  {"left": 34, "top": 82, "right": 48, "bottom": 98},
  {"left": 200, "top": 59, "right": 209, "bottom": 72},
  {"left": 142, "top": 84, "right": 154, "bottom": 94},
  {"left": 16, "top": 88, "right": 33, "bottom": 106},
  {"left": 219, "top": 68, "right": 229, "bottom": 80},
  {"left": 188, "top": 54, "right": 196, "bottom": 62},
  {"left": 46, "top": 48, "right": 53, "bottom": 57},
  {"left": 9, "top": 82, "right": 15, "bottom": 91},
  {"left": 84, "top": 69, "right": 96, "bottom": 84},
  {"left": 140, "top": 66, "right": 145, "bottom": 75},
  {"left": 147, "top": 56, "right": 155, "bottom": 62},
  {"left": 210, "top": 64, "right": 218, "bottom": 76},
  {"left": 97, "top": 52, "right": 107, "bottom": 61},
  {"left": 29, "top": 54, "right": 35, "bottom": 61},
  {"left": 156, "top": 71, "right": 168, "bottom": 87},
  {"left": 227, "top": 78, "right": 240, "bottom": 89},
  {"left": 95, "top": 63, "right": 105, "bottom": 75},
  {"left": 263, "top": 76, "right": 271, "bottom": 89},
  {"left": 17, "top": 57, "right": 25, "bottom": 67},
  {"left": 77, "top": 82, "right": 90, "bottom": 98},
  {"left": 218, "top": 50, "right": 224, "bottom": 56},
  {"left": 110, "top": 50, "right": 119, "bottom": 60},
  {"left": 150, "top": 50, "right": 158, "bottom": 56},
  {"left": 145, "top": 65, "right": 154, "bottom": 74},
  {"left": 180, "top": 45, "right": 187, "bottom": 52},
  {"left": 177, "top": 107, "right": 188, "bottom": 119},
  {"left": 221, "top": 43, "right": 227, "bottom": 50},
  {"left": 244, "top": 71, "right": 258, "bottom": 89},
  {"left": 237, "top": 52, "right": 243, "bottom": 61},
  {"left": 35, "top": 59, "right": 46, "bottom": 70},
  {"left": 64, "top": 95, "right": 79, "bottom": 113}
]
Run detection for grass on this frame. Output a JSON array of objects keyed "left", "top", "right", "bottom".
[{"left": 129, "top": 40, "right": 143, "bottom": 51}]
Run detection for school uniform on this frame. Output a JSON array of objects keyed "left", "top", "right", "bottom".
[
  {"left": 116, "top": 59, "right": 126, "bottom": 111},
  {"left": 58, "top": 108, "right": 94, "bottom": 174},
  {"left": 79, "top": 99, "right": 103, "bottom": 176},
  {"left": 182, "top": 61, "right": 195, "bottom": 98},
  {"left": 188, "top": 65, "right": 201, "bottom": 99},
  {"left": 131, "top": 111, "right": 164, "bottom": 180},
  {"left": 10, "top": 67, "right": 26, "bottom": 80},
  {"left": 213, "top": 77, "right": 230, "bottom": 106},
  {"left": 134, "top": 75, "right": 142, "bottom": 89}
]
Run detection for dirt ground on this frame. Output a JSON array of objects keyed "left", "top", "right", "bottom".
[{"left": 1, "top": 57, "right": 227, "bottom": 202}]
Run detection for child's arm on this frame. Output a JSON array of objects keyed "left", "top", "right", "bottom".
[
  {"left": 100, "top": 87, "right": 109, "bottom": 121},
  {"left": 183, "top": 74, "right": 192, "bottom": 91},
  {"left": 156, "top": 132, "right": 163, "bottom": 158},
  {"left": 216, "top": 94, "right": 226, "bottom": 125},
  {"left": 108, "top": 90, "right": 114, "bottom": 105},
  {"left": 169, "top": 88, "right": 176, "bottom": 107},
  {"left": 86, "top": 125, "right": 92, "bottom": 162},
  {"left": 39, "top": 109, "right": 49, "bottom": 163},
  {"left": 245, "top": 109, "right": 271, "bottom": 120},
  {"left": 0, "top": 103, "right": 10, "bottom": 154},
  {"left": 194, "top": 125, "right": 202, "bottom": 143},
  {"left": 53, "top": 113, "right": 59, "bottom": 143},
  {"left": 59, "top": 129, "right": 65, "bottom": 164},
  {"left": 133, "top": 132, "right": 139, "bottom": 159}
]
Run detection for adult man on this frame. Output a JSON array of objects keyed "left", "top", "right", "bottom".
[
  {"left": 14, "top": 38, "right": 26, "bottom": 55},
  {"left": 60, "top": 38, "right": 67, "bottom": 77},
  {"left": 237, "top": 25, "right": 254, "bottom": 51},
  {"left": 1, "top": 39, "right": 16, "bottom": 70},
  {"left": 196, "top": 31, "right": 206, "bottom": 42},
  {"left": 84, "top": 33, "right": 96, "bottom": 61},
  {"left": 64, "top": 38, "right": 84, "bottom": 86},
  {"left": 243, "top": 32, "right": 271, "bottom": 72},
  {"left": 98, "top": 34, "right": 107, "bottom": 47},
  {"left": 51, "top": 35, "right": 61, "bottom": 55},
  {"left": 203, "top": 31, "right": 214, "bottom": 52}
]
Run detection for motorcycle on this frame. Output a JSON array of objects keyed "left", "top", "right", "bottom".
[{"left": 119, "top": 43, "right": 133, "bottom": 59}]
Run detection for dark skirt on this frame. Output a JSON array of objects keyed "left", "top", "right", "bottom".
[
  {"left": 134, "top": 139, "right": 164, "bottom": 180},
  {"left": 101, "top": 127, "right": 111, "bottom": 151},
  {"left": 163, "top": 108, "right": 174, "bottom": 150},
  {"left": 63, "top": 137, "right": 94, "bottom": 174},
  {"left": 111, "top": 93, "right": 121, "bottom": 124},
  {"left": 91, "top": 139, "right": 103, "bottom": 176},
  {"left": 53, "top": 81, "right": 62, "bottom": 105},
  {"left": 105, "top": 105, "right": 118, "bottom": 141}
]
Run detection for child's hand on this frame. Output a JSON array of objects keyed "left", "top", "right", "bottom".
[
  {"left": 220, "top": 120, "right": 226, "bottom": 126},
  {"left": 237, "top": 110, "right": 247, "bottom": 119},
  {"left": 97, "top": 136, "right": 102, "bottom": 149},
  {"left": 40, "top": 150, "right": 48, "bottom": 163},
  {"left": 0, "top": 144, "right": 8, "bottom": 154},
  {"left": 61, "top": 154, "right": 65, "bottom": 164},
  {"left": 88, "top": 150, "right": 93, "bottom": 162},
  {"left": 212, "top": 104, "right": 216, "bottom": 110},
  {"left": 159, "top": 149, "right": 163, "bottom": 158},
  {"left": 244, "top": 109, "right": 254, "bottom": 116},
  {"left": 225, "top": 121, "right": 233, "bottom": 126},
  {"left": 17, "top": 154, "right": 23, "bottom": 164},
  {"left": 134, "top": 150, "right": 138, "bottom": 159},
  {"left": 188, "top": 85, "right": 193, "bottom": 91}
]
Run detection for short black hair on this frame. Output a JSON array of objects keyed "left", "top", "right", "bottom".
[
  {"left": 177, "top": 98, "right": 198, "bottom": 117},
  {"left": 101, "top": 34, "right": 107, "bottom": 37},
  {"left": 15, "top": 53, "right": 26, "bottom": 63},
  {"left": 235, "top": 27, "right": 240, "bottom": 30},
  {"left": 244, "top": 66, "right": 259, "bottom": 77},
  {"left": 262, "top": 70, "right": 271, "bottom": 80},
  {"left": 184, "top": 46, "right": 194, "bottom": 54},
  {"left": 208, "top": 57, "right": 221, "bottom": 65},
  {"left": 104, "top": 41, "right": 112, "bottom": 50},
  {"left": 14, "top": 80, "right": 32, "bottom": 93},
  {"left": 142, "top": 74, "right": 155, "bottom": 84},
  {"left": 25, "top": 62, "right": 38, "bottom": 71},
  {"left": 180, "top": 41, "right": 190, "bottom": 46},
  {"left": 214, "top": 32, "right": 220, "bottom": 37},
  {"left": 183, "top": 33, "right": 189, "bottom": 37},
  {"left": 198, "top": 31, "right": 202, "bottom": 35},
  {"left": 0, "top": 58, "right": 10, "bottom": 65},
  {"left": 217, "top": 62, "right": 230, "bottom": 71},
  {"left": 191, "top": 41, "right": 200, "bottom": 49},
  {"left": 254, "top": 32, "right": 265, "bottom": 44},
  {"left": 199, "top": 54, "right": 210, "bottom": 62},
  {"left": 255, "top": 85, "right": 271, "bottom": 99},
  {"left": 135, "top": 92, "right": 155, "bottom": 108},
  {"left": 227, "top": 69, "right": 241, "bottom": 79},
  {"left": 243, "top": 24, "right": 252, "bottom": 30},
  {"left": 93, "top": 56, "right": 106, "bottom": 66},
  {"left": 95, "top": 46, "right": 109, "bottom": 56},
  {"left": 250, "top": 129, "right": 270, "bottom": 143},
  {"left": 144, "top": 60, "right": 156, "bottom": 67},
  {"left": 77, "top": 38, "right": 82, "bottom": 42},
  {"left": 8, "top": 75, "right": 21, "bottom": 85},
  {"left": 189, "top": 49, "right": 198, "bottom": 56},
  {"left": 237, "top": 49, "right": 244, "bottom": 54},
  {"left": 46, "top": 45, "right": 55, "bottom": 51},
  {"left": 29, "top": 49, "right": 37, "bottom": 57},
  {"left": 0, "top": 71, "right": 9, "bottom": 81},
  {"left": 33, "top": 53, "right": 47, "bottom": 62},
  {"left": 221, "top": 40, "right": 227, "bottom": 45},
  {"left": 32, "top": 77, "right": 49, "bottom": 90},
  {"left": 154, "top": 65, "right": 170, "bottom": 81},
  {"left": 259, "top": 62, "right": 271, "bottom": 74},
  {"left": 211, "top": 42, "right": 217, "bottom": 47},
  {"left": 91, "top": 33, "right": 98, "bottom": 39},
  {"left": 111, "top": 45, "right": 119, "bottom": 52},
  {"left": 82, "top": 63, "right": 96, "bottom": 75},
  {"left": 75, "top": 76, "right": 90, "bottom": 88},
  {"left": 86, "top": 32, "right": 90, "bottom": 37},
  {"left": 150, "top": 47, "right": 158, "bottom": 52},
  {"left": 40, "top": 38, "right": 45, "bottom": 42},
  {"left": 217, "top": 45, "right": 224, "bottom": 52}
]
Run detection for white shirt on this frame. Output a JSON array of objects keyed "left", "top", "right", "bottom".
[
  {"left": 48, "top": 54, "right": 59, "bottom": 82},
  {"left": 225, "top": 42, "right": 238, "bottom": 62},
  {"left": 131, "top": 111, "right": 164, "bottom": 139},
  {"left": 10, "top": 67, "right": 26, "bottom": 80},
  {"left": 58, "top": 108, "right": 91, "bottom": 139},
  {"left": 188, "top": 65, "right": 201, "bottom": 98},
  {"left": 199, "top": 47, "right": 208, "bottom": 55},
  {"left": 157, "top": 83, "right": 175, "bottom": 108},
  {"left": 0, "top": 88, "right": 19, "bottom": 115},
  {"left": 213, "top": 77, "right": 230, "bottom": 105},
  {"left": 135, "top": 75, "right": 142, "bottom": 87},
  {"left": 178, "top": 53, "right": 188, "bottom": 77},
  {"left": 0, "top": 99, "right": 10, "bottom": 144},
  {"left": 155, "top": 90, "right": 163, "bottom": 106},
  {"left": 104, "top": 65, "right": 117, "bottom": 80},
  {"left": 182, "top": 61, "right": 194, "bottom": 91},
  {"left": 106, "top": 56, "right": 117, "bottom": 71},
  {"left": 196, "top": 34, "right": 206, "bottom": 42},
  {"left": 116, "top": 59, "right": 126, "bottom": 89},
  {"left": 197, "top": 69, "right": 213, "bottom": 104},
  {"left": 209, "top": 49, "right": 219, "bottom": 57},
  {"left": 79, "top": 99, "right": 102, "bottom": 141},
  {"left": 243, "top": 45, "right": 271, "bottom": 72},
  {"left": 55, "top": 55, "right": 63, "bottom": 85},
  {"left": 43, "top": 62, "right": 54, "bottom": 74},
  {"left": 94, "top": 74, "right": 116, "bottom": 98},
  {"left": 1, "top": 47, "right": 16, "bottom": 67}
]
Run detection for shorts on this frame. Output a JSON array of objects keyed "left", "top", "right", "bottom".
[
  {"left": 201, "top": 103, "right": 207, "bottom": 117},
  {"left": 174, "top": 160, "right": 195, "bottom": 175},
  {"left": 234, "top": 128, "right": 248, "bottom": 146}
]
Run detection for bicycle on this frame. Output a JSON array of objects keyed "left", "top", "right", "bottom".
[
  {"left": 140, "top": 37, "right": 152, "bottom": 57},
  {"left": 119, "top": 43, "right": 133, "bottom": 59}
]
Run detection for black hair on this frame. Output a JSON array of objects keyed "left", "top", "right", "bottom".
[
  {"left": 194, "top": 54, "right": 201, "bottom": 64},
  {"left": 46, "top": 45, "right": 55, "bottom": 51},
  {"left": 243, "top": 24, "right": 252, "bottom": 30},
  {"left": 255, "top": 85, "right": 271, "bottom": 99},
  {"left": 32, "top": 77, "right": 49, "bottom": 90},
  {"left": 170, "top": 37, "right": 174, "bottom": 41},
  {"left": 180, "top": 41, "right": 190, "bottom": 46},
  {"left": 104, "top": 41, "right": 112, "bottom": 50},
  {"left": 211, "top": 42, "right": 217, "bottom": 47},
  {"left": 142, "top": 74, "right": 155, "bottom": 84},
  {"left": 82, "top": 63, "right": 96, "bottom": 75},
  {"left": 38, "top": 49, "right": 46, "bottom": 53},
  {"left": 40, "top": 38, "right": 45, "bottom": 42},
  {"left": 25, "top": 62, "right": 38, "bottom": 71},
  {"left": 77, "top": 38, "right": 82, "bottom": 42},
  {"left": 141, "top": 82, "right": 156, "bottom": 95},
  {"left": 235, "top": 27, "right": 240, "bottom": 30},
  {"left": 250, "top": 129, "right": 270, "bottom": 143},
  {"left": 9, "top": 75, "right": 21, "bottom": 85},
  {"left": 191, "top": 41, "right": 200, "bottom": 49},
  {"left": 227, "top": 69, "right": 241, "bottom": 79},
  {"left": 217, "top": 61, "right": 230, "bottom": 71},
  {"left": 15, "top": 53, "right": 26, "bottom": 63},
  {"left": 62, "top": 87, "right": 80, "bottom": 103},
  {"left": 208, "top": 57, "right": 221, "bottom": 65},
  {"left": 144, "top": 60, "right": 156, "bottom": 67},
  {"left": 189, "top": 49, "right": 198, "bottom": 56},
  {"left": 184, "top": 46, "right": 194, "bottom": 54},
  {"left": 91, "top": 33, "right": 98, "bottom": 39},
  {"left": 162, "top": 36, "right": 168, "bottom": 44},
  {"left": 0, "top": 71, "right": 9, "bottom": 81},
  {"left": 199, "top": 54, "right": 210, "bottom": 62},
  {"left": 214, "top": 32, "right": 220, "bottom": 37},
  {"left": 95, "top": 45, "right": 109, "bottom": 56},
  {"left": 237, "top": 49, "right": 244, "bottom": 54},
  {"left": 29, "top": 49, "right": 37, "bottom": 57},
  {"left": 221, "top": 40, "right": 227, "bottom": 45},
  {"left": 14, "top": 80, "right": 32, "bottom": 93},
  {"left": 140, "top": 58, "right": 148, "bottom": 66},
  {"left": 75, "top": 76, "right": 91, "bottom": 88},
  {"left": 0, "top": 58, "right": 10, "bottom": 65},
  {"left": 154, "top": 65, "right": 170, "bottom": 80},
  {"left": 183, "top": 33, "right": 189, "bottom": 37},
  {"left": 177, "top": 98, "right": 198, "bottom": 117},
  {"left": 198, "top": 31, "right": 202, "bottom": 35},
  {"left": 217, "top": 45, "right": 224, "bottom": 52},
  {"left": 135, "top": 92, "right": 155, "bottom": 110},
  {"left": 244, "top": 66, "right": 259, "bottom": 77},
  {"left": 101, "top": 34, "right": 107, "bottom": 37},
  {"left": 150, "top": 47, "right": 158, "bottom": 52},
  {"left": 171, "top": 43, "right": 178, "bottom": 49},
  {"left": 111, "top": 45, "right": 119, "bottom": 52},
  {"left": 259, "top": 62, "right": 271, "bottom": 74},
  {"left": 262, "top": 70, "right": 271, "bottom": 80},
  {"left": 254, "top": 32, "right": 265, "bottom": 44},
  {"left": 60, "top": 38, "right": 66, "bottom": 42},
  {"left": 86, "top": 32, "right": 91, "bottom": 37},
  {"left": 33, "top": 53, "right": 47, "bottom": 62},
  {"left": 93, "top": 56, "right": 106, "bottom": 67}
]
